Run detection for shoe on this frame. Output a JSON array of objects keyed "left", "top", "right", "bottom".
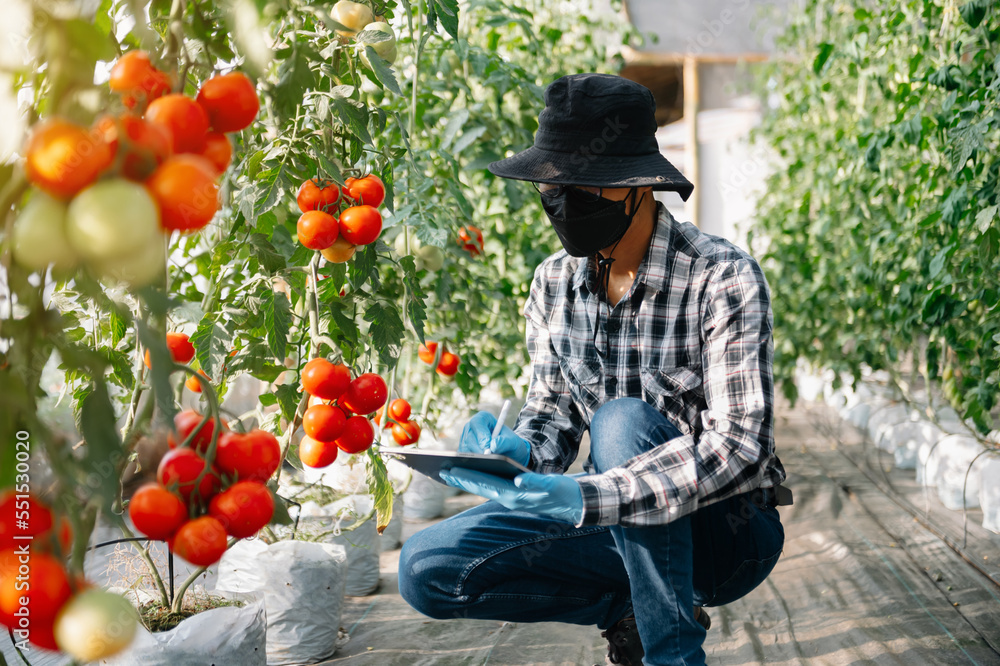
[
  {"left": 694, "top": 606, "right": 711, "bottom": 631},
  {"left": 601, "top": 616, "right": 644, "bottom": 665}
]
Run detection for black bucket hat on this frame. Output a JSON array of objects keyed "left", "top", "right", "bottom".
[{"left": 488, "top": 73, "right": 694, "bottom": 201}]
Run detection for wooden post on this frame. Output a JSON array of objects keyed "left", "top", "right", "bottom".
[{"left": 683, "top": 55, "right": 700, "bottom": 227}]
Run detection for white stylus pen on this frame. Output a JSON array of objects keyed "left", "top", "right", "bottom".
[{"left": 489, "top": 399, "right": 511, "bottom": 454}]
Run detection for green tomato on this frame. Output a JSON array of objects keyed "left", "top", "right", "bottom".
[
  {"left": 54, "top": 589, "right": 139, "bottom": 662},
  {"left": 394, "top": 230, "right": 421, "bottom": 255},
  {"left": 12, "top": 192, "right": 78, "bottom": 272},
  {"left": 415, "top": 245, "right": 444, "bottom": 272},
  {"left": 93, "top": 233, "right": 166, "bottom": 288},
  {"left": 66, "top": 179, "right": 161, "bottom": 263},
  {"left": 332, "top": 0, "right": 373, "bottom": 36},
  {"left": 358, "top": 22, "right": 398, "bottom": 66}
]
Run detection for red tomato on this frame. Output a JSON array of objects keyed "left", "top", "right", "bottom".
[
  {"left": 170, "top": 516, "right": 228, "bottom": 566},
  {"left": 297, "top": 179, "right": 340, "bottom": 213},
  {"left": 145, "top": 94, "right": 210, "bottom": 153},
  {"left": 199, "top": 132, "right": 232, "bottom": 175},
  {"left": 143, "top": 331, "right": 195, "bottom": 368},
  {"left": 214, "top": 430, "right": 281, "bottom": 483},
  {"left": 196, "top": 72, "right": 259, "bottom": 133},
  {"left": 128, "top": 483, "right": 188, "bottom": 540},
  {"left": 338, "top": 205, "right": 382, "bottom": 245},
  {"left": 156, "top": 448, "right": 221, "bottom": 505},
  {"left": 436, "top": 352, "right": 460, "bottom": 376},
  {"left": 417, "top": 342, "right": 438, "bottom": 365},
  {"left": 301, "top": 358, "right": 351, "bottom": 401},
  {"left": 27, "top": 618, "right": 59, "bottom": 650},
  {"left": 297, "top": 210, "right": 340, "bottom": 250},
  {"left": 146, "top": 154, "right": 220, "bottom": 233},
  {"left": 109, "top": 51, "right": 172, "bottom": 109},
  {"left": 168, "top": 410, "right": 229, "bottom": 453},
  {"left": 340, "top": 373, "right": 388, "bottom": 415},
  {"left": 389, "top": 398, "right": 411, "bottom": 422},
  {"left": 391, "top": 420, "right": 421, "bottom": 446},
  {"left": 95, "top": 114, "right": 172, "bottom": 181},
  {"left": 344, "top": 174, "right": 385, "bottom": 207},
  {"left": 208, "top": 481, "right": 274, "bottom": 538},
  {"left": 303, "top": 404, "right": 347, "bottom": 442},
  {"left": 166, "top": 332, "right": 196, "bottom": 363},
  {"left": 298, "top": 436, "right": 339, "bottom": 468},
  {"left": 0, "top": 491, "right": 53, "bottom": 551},
  {"left": 458, "top": 225, "right": 484, "bottom": 256},
  {"left": 23, "top": 119, "right": 113, "bottom": 200},
  {"left": 0, "top": 553, "right": 72, "bottom": 624},
  {"left": 334, "top": 416, "right": 376, "bottom": 454},
  {"left": 185, "top": 369, "right": 209, "bottom": 393}
]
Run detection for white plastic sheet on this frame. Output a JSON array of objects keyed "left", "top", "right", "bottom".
[
  {"left": 215, "top": 540, "right": 348, "bottom": 665},
  {"left": 105, "top": 590, "right": 266, "bottom": 666},
  {"left": 923, "top": 435, "right": 986, "bottom": 510},
  {"left": 881, "top": 420, "right": 943, "bottom": 470},
  {"left": 979, "top": 456, "right": 1000, "bottom": 534}
]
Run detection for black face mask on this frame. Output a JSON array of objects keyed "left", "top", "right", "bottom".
[{"left": 540, "top": 187, "right": 642, "bottom": 257}]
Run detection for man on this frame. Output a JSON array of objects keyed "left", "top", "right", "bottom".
[{"left": 398, "top": 73, "right": 790, "bottom": 666}]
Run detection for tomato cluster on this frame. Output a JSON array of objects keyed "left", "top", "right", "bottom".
[
  {"left": 295, "top": 174, "right": 387, "bottom": 264},
  {"left": 374, "top": 398, "right": 422, "bottom": 446},
  {"left": 297, "top": 358, "right": 390, "bottom": 467},
  {"left": 128, "top": 409, "right": 278, "bottom": 567},
  {"left": 13, "top": 51, "right": 259, "bottom": 288},
  {"left": 0, "top": 491, "right": 137, "bottom": 660},
  {"left": 417, "top": 341, "right": 461, "bottom": 377}
]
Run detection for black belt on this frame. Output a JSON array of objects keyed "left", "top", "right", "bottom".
[{"left": 749, "top": 484, "right": 793, "bottom": 508}]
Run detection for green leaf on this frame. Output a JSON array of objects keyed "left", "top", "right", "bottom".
[
  {"left": 432, "top": 0, "right": 460, "bottom": 39},
  {"left": 976, "top": 205, "right": 998, "bottom": 233},
  {"left": 137, "top": 322, "right": 177, "bottom": 427},
  {"left": 328, "top": 301, "right": 359, "bottom": 347},
  {"left": 105, "top": 348, "right": 134, "bottom": 392},
  {"left": 349, "top": 243, "right": 379, "bottom": 288},
  {"left": 366, "top": 448, "right": 394, "bottom": 534},
  {"left": 363, "top": 301, "right": 404, "bottom": 368},
  {"left": 262, "top": 289, "right": 291, "bottom": 362},
  {"left": 248, "top": 233, "right": 286, "bottom": 274},
  {"left": 929, "top": 244, "right": 953, "bottom": 280},
  {"left": 813, "top": 42, "right": 835, "bottom": 75},
  {"left": 948, "top": 120, "right": 987, "bottom": 176},
  {"left": 363, "top": 46, "right": 402, "bottom": 95},
  {"left": 274, "top": 383, "right": 300, "bottom": 421},
  {"left": 958, "top": 0, "right": 991, "bottom": 28},
  {"left": 331, "top": 94, "right": 373, "bottom": 145},
  {"left": 191, "top": 316, "right": 231, "bottom": 378},
  {"left": 453, "top": 125, "right": 487, "bottom": 154},
  {"left": 980, "top": 228, "right": 1000, "bottom": 267},
  {"left": 441, "top": 109, "right": 470, "bottom": 151},
  {"left": 108, "top": 307, "right": 130, "bottom": 348},
  {"left": 258, "top": 392, "right": 278, "bottom": 407}
]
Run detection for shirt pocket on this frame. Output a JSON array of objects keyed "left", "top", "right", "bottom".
[
  {"left": 557, "top": 355, "right": 604, "bottom": 420},
  {"left": 639, "top": 366, "right": 703, "bottom": 436}
]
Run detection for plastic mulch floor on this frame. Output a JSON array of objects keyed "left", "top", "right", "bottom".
[{"left": 322, "top": 399, "right": 1000, "bottom": 665}]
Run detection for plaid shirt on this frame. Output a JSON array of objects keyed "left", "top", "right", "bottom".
[{"left": 513, "top": 203, "right": 786, "bottom": 528}]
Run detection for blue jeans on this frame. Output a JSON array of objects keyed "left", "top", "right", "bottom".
[{"left": 398, "top": 398, "right": 784, "bottom": 666}]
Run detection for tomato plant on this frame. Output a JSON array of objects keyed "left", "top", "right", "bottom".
[
  {"left": 128, "top": 483, "right": 188, "bottom": 540},
  {"left": 297, "top": 178, "right": 341, "bottom": 213},
  {"left": 299, "top": 436, "right": 340, "bottom": 468},
  {"left": 208, "top": 481, "right": 274, "bottom": 538},
  {"left": 196, "top": 72, "right": 260, "bottom": 133},
  {"left": 170, "top": 516, "right": 228, "bottom": 567}
]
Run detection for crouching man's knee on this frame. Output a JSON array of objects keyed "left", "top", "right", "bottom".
[
  {"left": 589, "top": 398, "right": 684, "bottom": 474},
  {"left": 398, "top": 532, "right": 471, "bottom": 620}
]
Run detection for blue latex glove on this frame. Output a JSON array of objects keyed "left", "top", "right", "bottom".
[
  {"left": 459, "top": 411, "right": 531, "bottom": 467},
  {"left": 439, "top": 468, "right": 584, "bottom": 525}
]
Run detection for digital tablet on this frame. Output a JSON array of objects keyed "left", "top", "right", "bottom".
[{"left": 380, "top": 449, "right": 531, "bottom": 484}]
